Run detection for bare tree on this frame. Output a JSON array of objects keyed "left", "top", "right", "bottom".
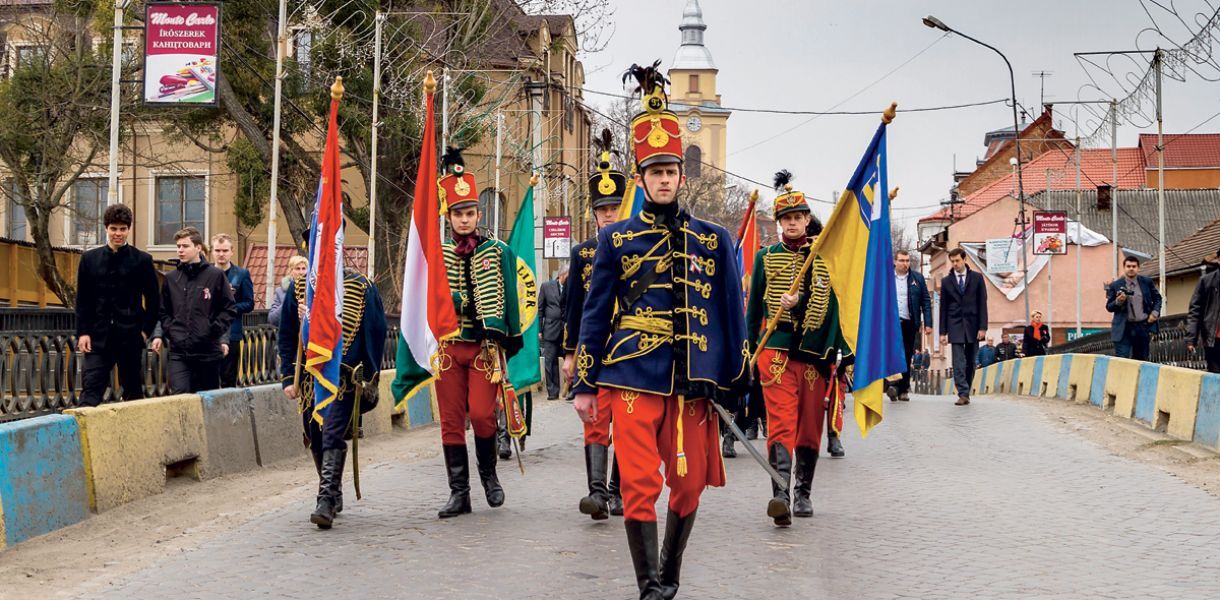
[{"left": 0, "top": 7, "right": 119, "bottom": 306}]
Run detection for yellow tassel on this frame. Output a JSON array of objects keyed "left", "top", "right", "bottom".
[{"left": 676, "top": 395, "right": 688, "bottom": 477}]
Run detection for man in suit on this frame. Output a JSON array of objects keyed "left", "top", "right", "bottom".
[
  {"left": 539, "top": 269, "right": 568, "bottom": 400},
  {"left": 1106, "top": 255, "right": 1162, "bottom": 361},
  {"left": 889, "top": 249, "right": 932, "bottom": 402},
  {"left": 939, "top": 248, "right": 988, "bottom": 405}
]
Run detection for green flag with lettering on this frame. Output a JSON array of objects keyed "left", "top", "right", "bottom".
[{"left": 506, "top": 186, "right": 540, "bottom": 390}]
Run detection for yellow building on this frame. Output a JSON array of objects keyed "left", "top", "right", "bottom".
[
  {"left": 666, "top": 0, "right": 729, "bottom": 179},
  {"left": 0, "top": 2, "right": 589, "bottom": 306}
]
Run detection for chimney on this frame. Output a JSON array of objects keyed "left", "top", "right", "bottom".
[{"left": 1096, "top": 185, "right": 1112, "bottom": 210}]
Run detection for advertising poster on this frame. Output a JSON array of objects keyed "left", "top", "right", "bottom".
[
  {"left": 985, "top": 238, "right": 1019, "bottom": 273},
  {"left": 143, "top": 3, "right": 221, "bottom": 106},
  {"left": 543, "top": 216, "right": 571, "bottom": 259},
  {"left": 1033, "top": 211, "right": 1068, "bottom": 255}
]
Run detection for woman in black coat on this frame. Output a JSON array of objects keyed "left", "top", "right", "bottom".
[{"left": 1022, "top": 311, "right": 1051, "bottom": 357}]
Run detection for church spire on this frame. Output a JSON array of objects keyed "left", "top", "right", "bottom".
[{"left": 672, "top": 0, "right": 716, "bottom": 71}]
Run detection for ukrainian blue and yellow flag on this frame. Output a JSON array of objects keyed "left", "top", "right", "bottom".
[
  {"left": 616, "top": 165, "right": 647, "bottom": 222},
  {"left": 810, "top": 109, "right": 905, "bottom": 437}
]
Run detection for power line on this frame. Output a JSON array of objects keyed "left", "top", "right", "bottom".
[{"left": 581, "top": 87, "right": 1009, "bottom": 117}]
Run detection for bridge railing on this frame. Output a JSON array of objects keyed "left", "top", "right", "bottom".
[
  {"left": 1051, "top": 314, "right": 1206, "bottom": 371},
  {"left": 1, "top": 310, "right": 400, "bottom": 422}
]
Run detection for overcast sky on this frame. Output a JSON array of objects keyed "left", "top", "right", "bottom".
[{"left": 582, "top": 0, "right": 1220, "bottom": 230}]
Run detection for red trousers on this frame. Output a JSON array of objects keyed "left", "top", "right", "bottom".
[
  {"left": 582, "top": 387, "right": 615, "bottom": 445},
  {"left": 435, "top": 341, "right": 499, "bottom": 446},
  {"left": 609, "top": 388, "right": 725, "bottom": 521},
  {"left": 758, "top": 349, "right": 828, "bottom": 452}
]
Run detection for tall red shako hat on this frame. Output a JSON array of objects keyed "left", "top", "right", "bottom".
[
  {"left": 623, "top": 60, "right": 683, "bottom": 170},
  {"left": 438, "top": 146, "right": 478, "bottom": 213}
]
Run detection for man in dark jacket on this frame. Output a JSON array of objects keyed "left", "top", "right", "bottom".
[
  {"left": 939, "top": 248, "right": 988, "bottom": 405},
  {"left": 996, "top": 336, "right": 1018, "bottom": 362},
  {"left": 889, "top": 249, "right": 932, "bottom": 402},
  {"left": 212, "top": 233, "right": 254, "bottom": 388},
  {"left": 1186, "top": 250, "right": 1220, "bottom": 373},
  {"left": 1106, "top": 256, "right": 1162, "bottom": 361},
  {"left": 75, "top": 204, "right": 161, "bottom": 407},
  {"left": 538, "top": 269, "right": 567, "bottom": 400},
  {"left": 976, "top": 337, "right": 998, "bottom": 368},
  {"left": 151, "top": 227, "right": 236, "bottom": 393}
]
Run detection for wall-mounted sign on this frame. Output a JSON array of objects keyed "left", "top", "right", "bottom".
[{"left": 143, "top": 3, "right": 221, "bottom": 106}]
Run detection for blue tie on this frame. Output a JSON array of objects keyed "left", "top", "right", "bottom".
[{"left": 958, "top": 274, "right": 965, "bottom": 292}]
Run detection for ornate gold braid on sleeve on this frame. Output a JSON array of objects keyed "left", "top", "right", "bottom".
[
  {"left": 575, "top": 344, "right": 596, "bottom": 387},
  {"left": 473, "top": 244, "right": 507, "bottom": 321},
  {"left": 803, "top": 257, "right": 832, "bottom": 331}
]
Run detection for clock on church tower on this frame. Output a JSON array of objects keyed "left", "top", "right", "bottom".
[{"left": 667, "top": 0, "right": 730, "bottom": 180}]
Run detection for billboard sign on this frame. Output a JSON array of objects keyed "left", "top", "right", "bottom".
[{"left": 143, "top": 3, "right": 221, "bottom": 106}]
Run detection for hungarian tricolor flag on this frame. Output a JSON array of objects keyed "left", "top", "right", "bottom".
[
  {"left": 391, "top": 72, "right": 460, "bottom": 408},
  {"left": 303, "top": 78, "right": 347, "bottom": 425}
]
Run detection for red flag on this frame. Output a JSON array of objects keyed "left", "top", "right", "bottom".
[
  {"left": 303, "top": 78, "right": 347, "bottom": 423},
  {"left": 735, "top": 192, "right": 760, "bottom": 293}
]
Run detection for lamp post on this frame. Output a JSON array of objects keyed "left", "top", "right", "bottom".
[{"left": 923, "top": 15, "right": 1030, "bottom": 322}]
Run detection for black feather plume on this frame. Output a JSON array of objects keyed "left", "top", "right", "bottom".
[
  {"left": 621, "top": 59, "right": 668, "bottom": 94},
  {"left": 773, "top": 170, "right": 793, "bottom": 192},
  {"left": 592, "top": 128, "right": 619, "bottom": 157},
  {"left": 442, "top": 146, "right": 465, "bottom": 168}
]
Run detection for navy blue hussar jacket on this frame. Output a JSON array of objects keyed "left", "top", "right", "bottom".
[
  {"left": 278, "top": 269, "right": 388, "bottom": 388},
  {"left": 572, "top": 204, "right": 750, "bottom": 401},
  {"left": 563, "top": 237, "right": 598, "bottom": 354}
]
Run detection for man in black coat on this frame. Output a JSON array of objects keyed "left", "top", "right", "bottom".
[
  {"left": 939, "top": 248, "right": 988, "bottom": 405},
  {"left": 75, "top": 204, "right": 161, "bottom": 407},
  {"left": 890, "top": 249, "right": 932, "bottom": 402},
  {"left": 1186, "top": 251, "right": 1220, "bottom": 373},
  {"left": 151, "top": 227, "right": 236, "bottom": 393},
  {"left": 538, "top": 269, "right": 567, "bottom": 400},
  {"left": 1106, "top": 255, "right": 1162, "bottom": 361}
]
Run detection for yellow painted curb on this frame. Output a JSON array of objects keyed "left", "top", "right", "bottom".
[
  {"left": 1105, "top": 357, "right": 1143, "bottom": 417},
  {"left": 65, "top": 395, "right": 207, "bottom": 513},
  {"left": 0, "top": 487, "right": 7, "bottom": 550},
  {"left": 1066, "top": 354, "right": 1097, "bottom": 403},
  {"left": 1156, "top": 365, "right": 1203, "bottom": 441},
  {"left": 1017, "top": 359, "right": 1038, "bottom": 396},
  {"left": 1040, "top": 355, "right": 1063, "bottom": 398}
]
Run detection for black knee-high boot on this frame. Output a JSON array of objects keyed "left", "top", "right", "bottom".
[
  {"left": 474, "top": 436, "right": 505, "bottom": 507},
  {"left": 580, "top": 444, "right": 610, "bottom": 520},
  {"left": 438, "top": 445, "right": 472, "bottom": 518},
  {"left": 793, "top": 446, "right": 818, "bottom": 517},
  {"left": 766, "top": 443, "right": 792, "bottom": 527},
  {"left": 659, "top": 509, "right": 697, "bottom": 599},
  {"left": 608, "top": 455, "right": 624, "bottom": 516},
  {"left": 625, "top": 520, "right": 662, "bottom": 599}
]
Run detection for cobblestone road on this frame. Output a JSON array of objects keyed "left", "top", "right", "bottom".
[{"left": 65, "top": 395, "right": 1220, "bottom": 599}]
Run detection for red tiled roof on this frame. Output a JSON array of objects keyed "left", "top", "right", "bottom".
[
  {"left": 1143, "top": 215, "right": 1220, "bottom": 278},
  {"left": 244, "top": 245, "right": 368, "bottom": 309},
  {"left": 921, "top": 147, "right": 1146, "bottom": 223},
  {"left": 1139, "top": 133, "right": 1220, "bottom": 169}
]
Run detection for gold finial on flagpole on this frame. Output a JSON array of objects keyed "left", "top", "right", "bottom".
[
  {"left": 331, "top": 76, "right": 345, "bottom": 100},
  {"left": 882, "top": 102, "right": 898, "bottom": 124},
  {"left": 749, "top": 189, "right": 759, "bottom": 203},
  {"left": 529, "top": 173, "right": 540, "bottom": 187},
  {"left": 890, "top": 187, "right": 900, "bottom": 200},
  {"left": 424, "top": 70, "right": 437, "bottom": 94}
]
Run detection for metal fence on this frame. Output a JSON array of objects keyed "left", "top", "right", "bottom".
[
  {"left": 1, "top": 310, "right": 399, "bottom": 423},
  {"left": 1051, "top": 314, "right": 1207, "bottom": 371}
]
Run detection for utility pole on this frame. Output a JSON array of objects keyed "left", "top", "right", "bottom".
[
  {"left": 368, "top": 12, "right": 384, "bottom": 281},
  {"left": 1154, "top": 48, "right": 1166, "bottom": 300},
  {"left": 442, "top": 67, "right": 449, "bottom": 149},
  {"left": 527, "top": 80, "right": 549, "bottom": 282},
  {"left": 264, "top": 0, "right": 289, "bottom": 307},
  {"left": 106, "top": 0, "right": 130, "bottom": 207},
  {"left": 493, "top": 111, "right": 503, "bottom": 238},
  {"left": 1111, "top": 99, "right": 1119, "bottom": 278},
  {"left": 1075, "top": 137, "right": 1082, "bottom": 337}
]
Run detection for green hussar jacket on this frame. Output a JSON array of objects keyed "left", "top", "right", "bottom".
[
  {"left": 746, "top": 243, "right": 809, "bottom": 353},
  {"left": 795, "top": 254, "right": 852, "bottom": 368},
  {"left": 443, "top": 237, "right": 524, "bottom": 357}
]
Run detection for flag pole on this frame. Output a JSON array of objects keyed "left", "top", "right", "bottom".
[{"left": 750, "top": 103, "right": 897, "bottom": 368}]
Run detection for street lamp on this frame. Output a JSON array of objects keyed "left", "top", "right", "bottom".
[{"left": 923, "top": 15, "right": 1030, "bottom": 322}]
